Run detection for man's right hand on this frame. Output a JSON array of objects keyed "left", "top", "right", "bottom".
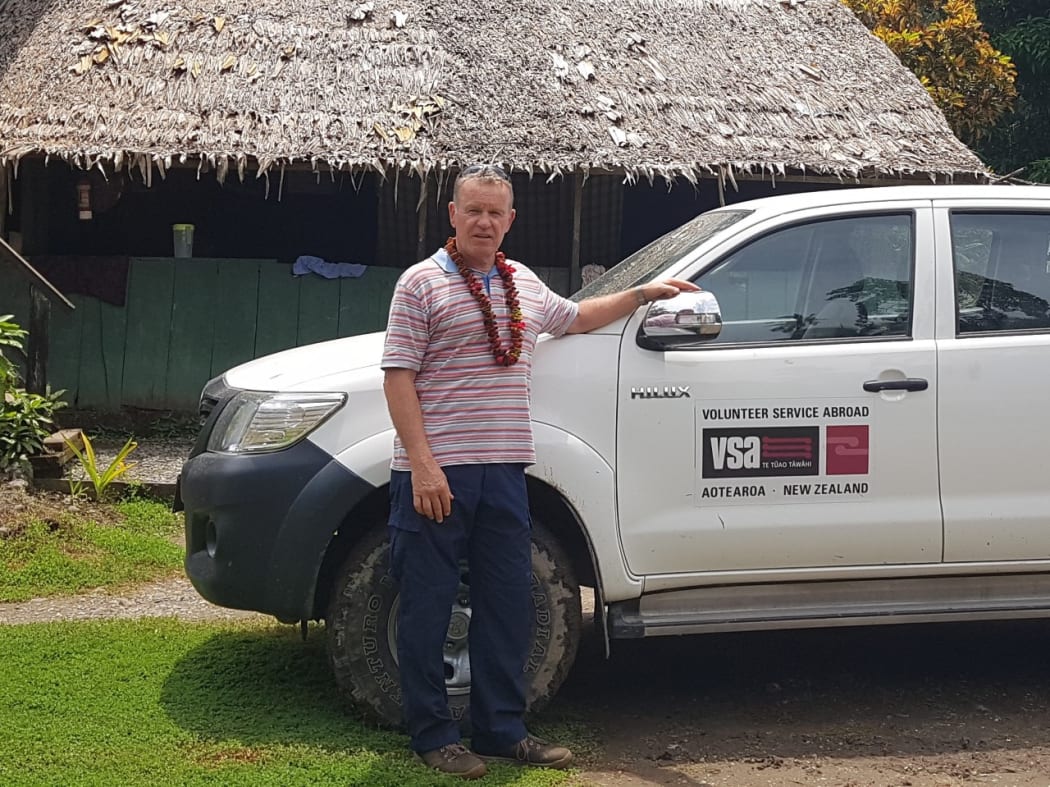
[
  {"left": 411, "top": 459, "right": 454, "bottom": 523},
  {"left": 384, "top": 368, "right": 454, "bottom": 523}
]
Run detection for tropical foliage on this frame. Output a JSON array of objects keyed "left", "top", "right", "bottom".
[
  {"left": 66, "top": 433, "right": 139, "bottom": 500},
  {"left": 0, "top": 315, "right": 66, "bottom": 472},
  {"left": 0, "top": 314, "right": 26, "bottom": 393},
  {"left": 974, "top": 0, "right": 1050, "bottom": 180},
  {"left": 842, "top": 0, "right": 1018, "bottom": 145}
]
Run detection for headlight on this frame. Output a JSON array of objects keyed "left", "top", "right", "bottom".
[{"left": 207, "top": 391, "right": 347, "bottom": 454}]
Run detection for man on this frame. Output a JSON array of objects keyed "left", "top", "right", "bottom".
[{"left": 382, "top": 164, "right": 697, "bottom": 779}]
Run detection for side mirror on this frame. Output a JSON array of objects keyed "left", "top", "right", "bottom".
[{"left": 637, "top": 290, "right": 722, "bottom": 350}]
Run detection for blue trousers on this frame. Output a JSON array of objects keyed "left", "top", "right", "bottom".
[{"left": 388, "top": 463, "right": 532, "bottom": 754}]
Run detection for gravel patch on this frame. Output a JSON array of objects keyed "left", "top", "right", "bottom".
[
  {"left": 87, "top": 437, "right": 194, "bottom": 486},
  {"left": 0, "top": 576, "right": 273, "bottom": 626},
  {"left": 33, "top": 437, "right": 196, "bottom": 499}
]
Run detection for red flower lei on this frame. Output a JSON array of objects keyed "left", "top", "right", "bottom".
[{"left": 445, "top": 237, "right": 526, "bottom": 367}]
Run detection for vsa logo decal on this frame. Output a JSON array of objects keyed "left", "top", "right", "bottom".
[
  {"left": 710, "top": 435, "right": 761, "bottom": 470},
  {"left": 703, "top": 427, "right": 820, "bottom": 478}
]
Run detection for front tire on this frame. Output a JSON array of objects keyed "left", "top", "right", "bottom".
[{"left": 325, "top": 520, "right": 582, "bottom": 729}]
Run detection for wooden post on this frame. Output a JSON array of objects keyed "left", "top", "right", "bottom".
[
  {"left": 19, "top": 159, "right": 47, "bottom": 255},
  {"left": 26, "top": 287, "right": 50, "bottom": 393},
  {"left": 570, "top": 171, "right": 584, "bottom": 294},
  {"left": 20, "top": 159, "right": 52, "bottom": 393},
  {"left": 416, "top": 172, "right": 429, "bottom": 262}
]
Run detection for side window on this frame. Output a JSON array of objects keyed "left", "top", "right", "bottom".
[
  {"left": 951, "top": 212, "right": 1050, "bottom": 335},
  {"left": 696, "top": 214, "right": 913, "bottom": 345}
]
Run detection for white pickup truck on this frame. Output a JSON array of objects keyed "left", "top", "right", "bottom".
[{"left": 178, "top": 184, "right": 1050, "bottom": 727}]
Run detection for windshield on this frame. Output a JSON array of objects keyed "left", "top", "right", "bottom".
[{"left": 571, "top": 209, "right": 752, "bottom": 301}]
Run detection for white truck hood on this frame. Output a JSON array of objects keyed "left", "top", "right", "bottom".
[{"left": 223, "top": 332, "right": 386, "bottom": 391}]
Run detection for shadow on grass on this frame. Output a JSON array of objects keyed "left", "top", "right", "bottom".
[
  {"left": 160, "top": 625, "right": 396, "bottom": 752},
  {"left": 159, "top": 624, "right": 588, "bottom": 785}
]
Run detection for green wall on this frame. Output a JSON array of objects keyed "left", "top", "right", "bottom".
[{"left": 0, "top": 258, "right": 402, "bottom": 411}]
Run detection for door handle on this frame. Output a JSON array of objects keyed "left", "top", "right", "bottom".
[{"left": 863, "top": 378, "right": 929, "bottom": 393}]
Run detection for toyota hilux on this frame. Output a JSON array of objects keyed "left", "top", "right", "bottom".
[{"left": 178, "top": 184, "right": 1050, "bottom": 726}]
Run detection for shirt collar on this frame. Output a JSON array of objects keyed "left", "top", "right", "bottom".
[
  {"left": 433, "top": 248, "right": 498, "bottom": 281},
  {"left": 433, "top": 248, "right": 457, "bottom": 273}
]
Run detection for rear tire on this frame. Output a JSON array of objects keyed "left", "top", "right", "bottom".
[{"left": 325, "top": 519, "right": 581, "bottom": 729}]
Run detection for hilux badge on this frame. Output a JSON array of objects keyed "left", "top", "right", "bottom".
[{"left": 630, "top": 386, "right": 691, "bottom": 399}]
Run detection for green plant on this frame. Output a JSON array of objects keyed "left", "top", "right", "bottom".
[
  {"left": 0, "top": 315, "right": 68, "bottom": 472},
  {"left": 66, "top": 433, "right": 138, "bottom": 500},
  {"left": 119, "top": 479, "right": 152, "bottom": 502},
  {"left": 0, "top": 313, "right": 27, "bottom": 392},
  {"left": 0, "top": 386, "right": 67, "bottom": 472},
  {"left": 974, "top": 2, "right": 1050, "bottom": 181}
]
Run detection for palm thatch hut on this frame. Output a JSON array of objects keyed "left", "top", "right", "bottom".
[
  {"left": 2, "top": 0, "right": 987, "bottom": 182},
  {"left": 0, "top": 0, "right": 990, "bottom": 409}
]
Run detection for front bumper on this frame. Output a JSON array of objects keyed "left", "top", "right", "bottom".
[{"left": 180, "top": 438, "right": 377, "bottom": 622}]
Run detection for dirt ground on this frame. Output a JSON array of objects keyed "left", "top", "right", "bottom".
[
  {"left": 6, "top": 480, "right": 1050, "bottom": 786},
  {"left": 565, "top": 619, "right": 1050, "bottom": 786},
  {"left": 0, "top": 480, "right": 120, "bottom": 535}
]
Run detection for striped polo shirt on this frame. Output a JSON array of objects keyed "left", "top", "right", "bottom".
[{"left": 382, "top": 249, "right": 580, "bottom": 470}]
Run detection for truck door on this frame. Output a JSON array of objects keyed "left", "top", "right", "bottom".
[
  {"left": 936, "top": 204, "right": 1050, "bottom": 561},
  {"left": 616, "top": 206, "right": 943, "bottom": 577}
]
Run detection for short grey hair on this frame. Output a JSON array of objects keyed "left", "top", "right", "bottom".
[{"left": 453, "top": 164, "right": 514, "bottom": 205}]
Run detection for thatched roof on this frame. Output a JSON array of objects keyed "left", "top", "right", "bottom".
[{"left": 0, "top": 0, "right": 989, "bottom": 185}]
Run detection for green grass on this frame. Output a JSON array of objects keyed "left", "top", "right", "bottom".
[
  {"left": 0, "top": 499, "right": 184, "bottom": 602},
  {"left": 0, "top": 619, "right": 584, "bottom": 786}
]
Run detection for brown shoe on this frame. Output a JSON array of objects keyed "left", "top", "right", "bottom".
[
  {"left": 474, "top": 735, "right": 574, "bottom": 769},
  {"left": 418, "top": 743, "right": 488, "bottom": 779}
]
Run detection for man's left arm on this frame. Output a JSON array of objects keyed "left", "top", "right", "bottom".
[{"left": 566, "top": 278, "right": 700, "bottom": 334}]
